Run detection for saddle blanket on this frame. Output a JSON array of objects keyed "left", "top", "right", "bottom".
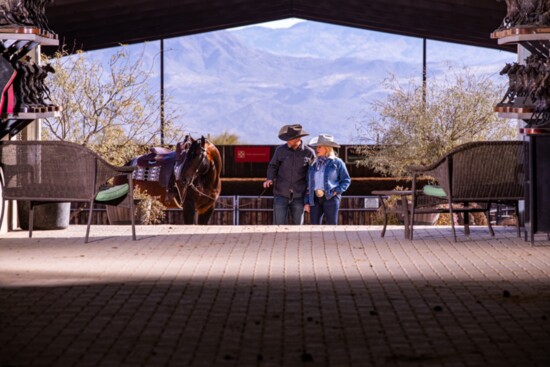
[{"left": 132, "top": 166, "right": 161, "bottom": 182}]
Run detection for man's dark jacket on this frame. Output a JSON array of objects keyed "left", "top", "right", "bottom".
[{"left": 266, "top": 142, "right": 315, "bottom": 199}]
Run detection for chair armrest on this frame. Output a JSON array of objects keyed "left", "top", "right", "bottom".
[
  {"left": 110, "top": 165, "right": 137, "bottom": 173},
  {"left": 95, "top": 159, "right": 137, "bottom": 193},
  {"left": 406, "top": 157, "right": 445, "bottom": 175},
  {"left": 405, "top": 165, "right": 426, "bottom": 173},
  {"left": 408, "top": 158, "right": 450, "bottom": 205},
  {"left": 97, "top": 158, "right": 137, "bottom": 174}
]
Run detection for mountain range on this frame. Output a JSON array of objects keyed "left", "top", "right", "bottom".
[{"left": 123, "top": 21, "right": 518, "bottom": 144}]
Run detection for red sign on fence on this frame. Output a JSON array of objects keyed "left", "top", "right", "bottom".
[{"left": 234, "top": 146, "right": 271, "bottom": 163}]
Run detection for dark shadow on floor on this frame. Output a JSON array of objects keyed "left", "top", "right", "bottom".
[{"left": 1, "top": 277, "right": 549, "bottom": 367}]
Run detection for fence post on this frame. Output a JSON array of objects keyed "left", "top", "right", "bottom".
[{"left": 234, "top": 195, "right": 239, "bottom": 226}]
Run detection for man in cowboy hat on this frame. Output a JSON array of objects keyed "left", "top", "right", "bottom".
[{"left": 263, "top": 124, "right": 315, "bottom": 225}]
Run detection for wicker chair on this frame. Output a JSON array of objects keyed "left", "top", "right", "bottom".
[
  {"left": 407, "top": 141, "right": 525, "bottom": 241},
  {"left": 0, "top": 140, "right": 137, "bottom": 243}
]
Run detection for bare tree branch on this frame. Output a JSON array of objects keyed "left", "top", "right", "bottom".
[{"left": 42, "top": 46, "right": 186, "bottom": 165}]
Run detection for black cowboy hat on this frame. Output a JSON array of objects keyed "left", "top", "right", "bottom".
[{"left": 278, "top": 124, "right": 309, "bottom": 141}]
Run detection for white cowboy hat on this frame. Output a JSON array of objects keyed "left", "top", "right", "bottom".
[{"left": 309, "top": 134, "right": 340, "bottom": 148}]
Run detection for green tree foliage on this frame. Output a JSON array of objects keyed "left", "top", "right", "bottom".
[
  {"left": 355, "top": 67, "right": 516, "bottom": 177},
  {"left": 207, "top": 131, "right": 241, "bottom": 145},
  {"left": 42, "top": 46, "right": 185, "bottom": 166}
]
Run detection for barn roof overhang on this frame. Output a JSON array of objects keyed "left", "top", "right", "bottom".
[{"left": 45, "top": 0, "right": 512, "bottom": 53}]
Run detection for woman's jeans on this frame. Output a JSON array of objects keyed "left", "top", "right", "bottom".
[
  {"left": 273, "top": 195, "right": 304, "bottom": 225},
  {"left": 310, "top": 195, "right": 340, "bottom": 225}
]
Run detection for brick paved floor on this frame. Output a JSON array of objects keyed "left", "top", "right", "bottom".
[{"left": 0, "top": 225, "right": 549, "bottom": 367}]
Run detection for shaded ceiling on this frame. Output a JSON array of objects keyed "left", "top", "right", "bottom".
[{"left": 46, "top": 0, "right": 511, "bottom": 52}]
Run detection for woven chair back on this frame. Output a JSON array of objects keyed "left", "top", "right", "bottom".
[{"left": 449, "top": 141, "right": 525, "bottom": 201}]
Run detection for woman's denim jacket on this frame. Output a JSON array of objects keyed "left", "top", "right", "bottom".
[{"left": 304, "top": 156, "right": 351, "bottom": 206}]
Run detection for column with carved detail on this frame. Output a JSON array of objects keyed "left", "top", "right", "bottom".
[{"left": 492, "top": 2, "right": 550, "bottom": 243}]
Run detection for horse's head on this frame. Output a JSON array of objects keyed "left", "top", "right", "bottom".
[
  {"left": 173, "top": 135, "right": 222, "bottom": 223},
  {"left": 176, "top": 136, "right": 210, "bottom": 186}
]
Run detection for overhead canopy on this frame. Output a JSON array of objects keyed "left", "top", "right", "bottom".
[{"left": 46, "top": 0, "right": 510, "bottom": 52}]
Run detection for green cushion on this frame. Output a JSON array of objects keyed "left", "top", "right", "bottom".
[
  {"left": 423, "top": 185, "right": 446, "bottom": 198},
  {"left": 95, "top": 184, "right": 129, "bottom": 202}
]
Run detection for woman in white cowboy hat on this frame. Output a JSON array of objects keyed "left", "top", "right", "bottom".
[{"left": 304, "top": 134, "right": 351, "bottom": 225}]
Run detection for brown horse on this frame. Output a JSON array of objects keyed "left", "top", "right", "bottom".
[
  {"left": 174, "top": 136, "right": 222, "bottom": 224},
  {"left": 120, "top": 135, "right": 222, "bottom": 224}
]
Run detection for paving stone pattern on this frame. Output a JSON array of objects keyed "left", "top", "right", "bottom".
[{"left": 0, "top": 225, "right": 549, "bottom": 366}]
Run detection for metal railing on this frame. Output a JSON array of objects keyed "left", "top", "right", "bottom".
[
  {"left": 201, "top": 195, "right": 519, "bottom": 226},
  {"left": 73, "top": 195, "right": 520, "bottom": 226},
  {"left": 206, "top": 195, "right": 382, "bottom": 225}
]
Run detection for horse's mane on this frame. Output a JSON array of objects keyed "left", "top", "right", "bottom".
[{"left": 204, "top": 139, "right": 222, "bottom": 174}]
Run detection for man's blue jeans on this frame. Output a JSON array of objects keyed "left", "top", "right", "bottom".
[
  {"left": 273, "top": 195, "right": 304, "bottom": 225},
  {"left": 310, "top": 195, "right": 341, "bottom": 225}
]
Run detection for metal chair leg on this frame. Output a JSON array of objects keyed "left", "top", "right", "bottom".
[
  {"left": 514, "top": 202, "right": 521, "bottom": 238},
  {"left": 129, "top": 174, "right": 136, "bottom": 241},
  {"left": 401, "top": 195, "right": 410, "bottom": 240},
  {"left": 380, "top": 198, "right": 387, "bottom": 238},
  {"left": 28, "top": 201, "right": 33, "bottom": 238},
  {"left": 85, "top": 199, "right": 94, "bottom": 243},
  {"left": 449, "top": 202, "right": 457, "bottom": 242},
  {"left": 486, "top": 202, "right": 495, "bottom": 237}
]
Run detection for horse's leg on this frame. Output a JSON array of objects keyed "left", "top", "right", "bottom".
[
  {"left": 182, "top": 193, "right": 197, "bottom": 224},
  {"left": 197, "top": 205, "right": 214, "bottom": 225}
]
